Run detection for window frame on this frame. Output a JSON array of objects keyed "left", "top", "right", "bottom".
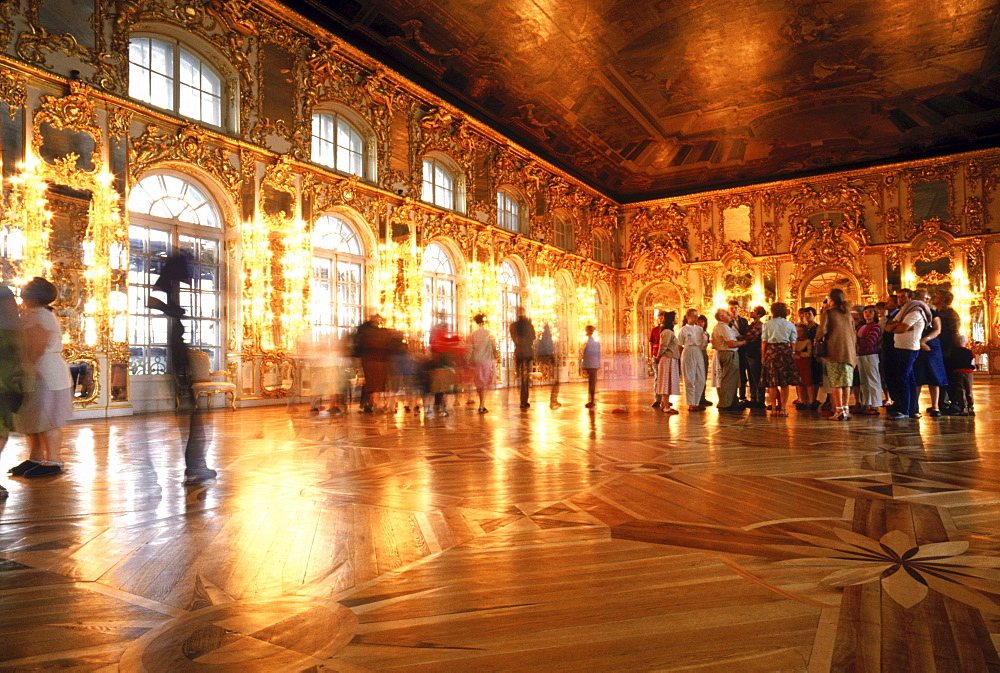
[
  {"left": 422, "top": 242, "right": 458, "bottom": 336},
  {"left": 421, "top": 155, "right": 464, "bottom": 213},
  {"left": 128, "top": 33, "right": 228, "bottom": 129},
  {"left": 593, "top": 232, "right": 611, "bottom": 265},
  {"left": 126, "top": 173, "right": 225, "bottom": 376},
  {"left": 554, "top": 214, "right": 575, "bottom": 252},
  {"left": 496, "top": 188, "right": 524, "bottom": 233},
  {"left": 310, "top": 213, "right": 367, "bottom": 342},
  {"left": 310, "top": 110, "right": 374, "bottom": 182}
]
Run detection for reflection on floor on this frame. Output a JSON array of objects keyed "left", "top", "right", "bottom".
[{"left": 2, "top": 380, "right": 1000, "bottom": 671}]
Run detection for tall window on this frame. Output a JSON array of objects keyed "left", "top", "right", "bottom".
[
  {"left": 311, "top": 112, "right": 366, "bottom": 178},
  {"left": 311, "top": 214, "right": 365, "bottom": 340},
  {"left": 497, "top": 189, "right": 522, "bottom": 233},
  {"left": 422, "top": 157, "right": 457, "bottom": 211},
  {"left": 498, "top": 260, "right": 522, "bottom": 372},
  {"left": 129, "top": 36, "right": 223, "bottom": 127},
  {"left": 128, "top": 174, "right": 223, "bottom": 374},
  {"left": 593, "top": 232, "right": 611, "bottom": 265},
  {"left": 423, "top": 242, "right": 457, "bottom": 334},
  {"left": 554, "top": 215, "right": 575, "bottom": 252}
]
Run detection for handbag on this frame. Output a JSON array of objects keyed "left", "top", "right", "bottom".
[{"left": 813, "top": 338, "right": 827, "bottom": 359}]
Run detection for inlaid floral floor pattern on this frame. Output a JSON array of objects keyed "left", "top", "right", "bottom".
[{"left": 1, "top": 382, "right": 999, "bottom": 671}]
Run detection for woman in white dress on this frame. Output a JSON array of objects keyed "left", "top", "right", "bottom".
[
  {"left": 654, "top": 311, "right": 681, "bottom": 414},
  {"left": 677, "top": 308, "right": 709, "bottom": 411},
  {"left": 11, "top": 277, "right": 72, "bottom": 478}
]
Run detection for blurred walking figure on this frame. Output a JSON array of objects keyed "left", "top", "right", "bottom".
[
  {"left": 0, "top": 286, "right": 24, "bottom": 496},
  {"left": 354, "top": 315, "right": 390, "bottom": 412},
  {"left": 8, "top": 278, "right": 72, "bottom": 479},
  {"left": 536, "top": 322, "right": 560, "bottom": 408},
  {"left": 148, "top": 254, "right": 216, "bottom": 483},
  {"left": 509, "top": 307, "right": 535, "bottom": 409},
  {"left": 581, "top": 325, "right": 601, "bottom": 408},
  {"left": 468, "top": 314, "right": 498, "bottom": 413}
]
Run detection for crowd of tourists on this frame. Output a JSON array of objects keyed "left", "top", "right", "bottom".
[{"left": 648, "top": 288, "right": 976, "bottom": 421}]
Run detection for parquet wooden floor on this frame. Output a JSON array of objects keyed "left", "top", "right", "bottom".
[{"left": 2, "top": 381, "right": 1000, "bottom": 672}]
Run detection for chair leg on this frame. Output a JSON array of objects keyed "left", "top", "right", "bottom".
[{"left": 227, "top": 391, "right": 235, "bottom": 410}]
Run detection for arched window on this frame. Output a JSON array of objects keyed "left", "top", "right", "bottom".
[
  {"left": 422, "top": 157, "right": 461, "bottom": 211},
  {"left": 310, "top": 214, "right": 366, "bottom": 340},
  {"left": 593, "top": 232, "right": 611, "bottom": 265},
  {"left": 422, "top": 242, "right": 457, "bottom": 334},
  {"left": 127, "top": 173, "right": 224, "bottom": 374},
  {"left": 498, "top": 259, "right": 522, "bottom": 372},
  {"left": 311, "top": 111, "right": 369, "bottom": 179},
  {"left": 554, "top": 215, "right": 575, "bottom": 252},
  {"left": 497, "top": 189, "right": 523, "bottom": 233},
  {"left": 129, "top": 35, "right": 225, "bottom": 128}
]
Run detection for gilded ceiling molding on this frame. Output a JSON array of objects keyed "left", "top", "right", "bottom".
[
  {"left": 129, "top": 123, "right": 241, "bottom": 205},
  {"left": 0, "top": 68, "right": 26, "bottom": 116}
]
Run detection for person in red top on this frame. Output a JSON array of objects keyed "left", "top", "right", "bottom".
[{"left": 650, "top": 311, "right": 666, "bottom": 407}]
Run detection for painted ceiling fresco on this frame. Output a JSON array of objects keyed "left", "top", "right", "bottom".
[{"left": 290, "top": 0, "right": 1000, "bottom": 200}]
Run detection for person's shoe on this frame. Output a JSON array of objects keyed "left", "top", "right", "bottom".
[
  {"left": 183, "top": 467, "right": 217, "bottom": 484},
  {"left": 9, "top": 460, "right": 39, "bottom": 476},
  {"left": 809, "top": 401, "right": 821, "bottom": 410},
  {"left": 909, "top": 413, "right": 922, "bottom": 419},
  {"left": 550, "top": 402, "right": 562, "bottom": 409},
  {"left": 520, "top": 403, "right": 530, "bottom": 409},
  {"left": 611, "top": 407, "right": 627, "bottom": 414},
  {"left": 425, "top": 411, "right": 436, "bottom": 419},
  {"left": 478, "top": 407, "right": 488, "bottom": 414},
  {"left": 956, "top": 410, "right": 969, "bottom": 416},
  {"left": 664, "top": 407, "right": 679, "bottom": 415},
  {"left": 718, "top": 405, "right": 743, "bottom": 412},
  {"left": 968, "top": 409, "right": 976, "bottom": 417},
  {"left": 23, "top": 463, "right": 63, "bottom": 478},
  {"left": 688, "top": 406, "right": 700, "bottom": 412},
  {"left": 928, "top": 409, "right": 942, "bottom": 418},
  {"left": 862, "top": 408, "right": 880, "bottom": 415},
  {"left": 651, "top": 401, "right": 661, "bottom": 408},
  {"left": 887, "top": 412, "right": 908, "bottom": 420},
  {"left": 585, "top": 402, "right": 594, "bottom": 408},
  {"left": 700, "top": 400, "right": 713, "bottom": 407}
]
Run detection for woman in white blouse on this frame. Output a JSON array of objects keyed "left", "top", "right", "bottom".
[
  {"left": 677, "top": 308, "right": 709, "bottom": 411},
  {"left": 11, "top": 277, "right": 72, "bottom": 478},
  {"left": 759, "top": 302, "right": 802, "bottom": 417}
]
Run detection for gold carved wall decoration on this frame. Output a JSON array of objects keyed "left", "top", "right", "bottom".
[
  {"left": 964, "top": 196, "right": 986, "bottom": 233},
  {"left": 905, "top": 163, "right": 958, "bottom": 234},
  {"left": 625, "top": 203, "right": 690, "bottom": 266},
  {"left": 33, "top": 83, "right": 103, "bottom": 166},
  {"left": 0, "top": 68, "right": 26, "bottom": 116},
  {"left": 883, "top": 207, "right": 901, "bottom": 241},
  {"left": 129, "top": 124, "right": 241, "bottom": 204},
  {"left": 16, "top": 25, "right": 90, "bottom": 71},
  {"left": 914, "top": 239, "right": 952, "bottom": 264},
  {"left": 107, "top": 107, "right": 132, "bottom": 140}
]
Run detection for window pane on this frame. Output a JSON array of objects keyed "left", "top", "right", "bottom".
[
  {"left": 150, "top": 73, "right": 174, "bottom": 110},
  {"left": 150, "top": 39, "right": 173, "bottom": 76},
  {"left": 179, "top": 50, "right": 199, "bottom": 86}
]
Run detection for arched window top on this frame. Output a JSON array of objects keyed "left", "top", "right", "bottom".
[
  {"left": 554, "top": 214, "right": 575, "bottom": 252},
  {"left": 311, "top": 110, "right": 372, "bottom": 179},
  {"left": 499, "top": 259, "right": 520, "bottom": 287},
  {"left": 128, "top": 174, "right": 221, "bottom": 228},
  {"left": 422, "top": 155, "right": 462, "bottom": 212},
  {"left": 129, "top": 34, "right": 226, "bottom": 128},
  {"left": 593, "top": 231, "right": 611, "bottom": 265},
  {"left": 497, "top": 188, "right": 523, "bottom": 233},
  {"left": 423, "top": 242, "right": 454, "bottom": 275},
  {"left": 313, "top": 214, "right": 364, "bottom": 255}
]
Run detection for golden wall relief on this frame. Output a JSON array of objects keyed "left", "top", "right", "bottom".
[
  {"left": 129, "top": 123, "right": 241, "bottom": 205},
  {"left": 0, "top": 67, "right": 26, "bottom": 114}
]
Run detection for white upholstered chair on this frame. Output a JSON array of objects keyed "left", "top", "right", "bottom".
[{"left": 189, "top": 350, "right": 236, "bottom": 410}]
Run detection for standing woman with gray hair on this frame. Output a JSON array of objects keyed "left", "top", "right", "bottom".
[
  {"left": 9, "top": 277, "right": 72, "bottom": 478},
  {"left": 0, "top": 286, "right": 24, "bottom": 497}
]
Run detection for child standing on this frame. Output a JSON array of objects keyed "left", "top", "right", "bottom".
[{"left": 793, "top": 324, "right": 814, "bottom": 410}]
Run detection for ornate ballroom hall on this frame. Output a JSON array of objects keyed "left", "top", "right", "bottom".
[{"left": 2, "top": 0, "right": 1000, "bottom": 670}]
